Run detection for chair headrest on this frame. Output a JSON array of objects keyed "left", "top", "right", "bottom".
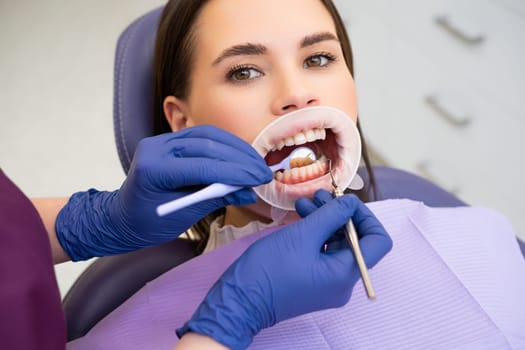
[{"left": 113, "top": 6, "right": 164, "bottom": 174}]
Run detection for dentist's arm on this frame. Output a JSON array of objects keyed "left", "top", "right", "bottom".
[
  {"left": 34, "top": 126, "right": 272, "bottom": 264},
  {"left": 31, "top": 197, "right": 70, "bottom": 263},
  {"left": 176, "top": 333, "right": 228, "bottom": 350},
  {"left": 175, "top": 192, "right": 393, "bottom": 350}
]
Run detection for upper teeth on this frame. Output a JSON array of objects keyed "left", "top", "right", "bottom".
[{"left": 270, "top": 128, "right": 326, "bottom": 152}]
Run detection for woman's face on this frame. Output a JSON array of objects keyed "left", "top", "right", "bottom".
[{"left": 164, "top": 0, "right": 358, "bottom": 225}]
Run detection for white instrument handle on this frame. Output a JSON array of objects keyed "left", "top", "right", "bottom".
[{"left": 156, "top": 183, "right": 242, "bottom": 217}]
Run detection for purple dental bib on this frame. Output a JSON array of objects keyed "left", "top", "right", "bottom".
[{"left": 68, "top": 199, "right": 525, "bottom": 350}]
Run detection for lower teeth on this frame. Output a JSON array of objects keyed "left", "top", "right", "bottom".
[{"left": 275, "top": 156, "right": 328, "bottom": 184}]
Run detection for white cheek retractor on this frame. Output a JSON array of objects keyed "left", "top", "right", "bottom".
[{"left": 252, "top": 106, "right": 362, "bottom": 211}]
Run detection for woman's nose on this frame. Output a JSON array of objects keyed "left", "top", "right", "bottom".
[{"left": 271, "top": 73, "right": 319, "bottom": 115}]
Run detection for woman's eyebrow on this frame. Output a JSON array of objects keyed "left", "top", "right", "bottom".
[
  {"left": 212, "top": 43, "right": 267, "bottom": 66},
  {"left": 300, "top": 32, "right": 339, "bottom": 48},
  {"left": 211, "top": 32, "right": 338, "bottom": 66}
]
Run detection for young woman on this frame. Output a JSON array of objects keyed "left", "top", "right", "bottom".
[
  {"left": 153, "top": 0, "right": 377, "bottom": 254},
  {"left": 68, "top": 0, "right": 525, "bottom": 349}
]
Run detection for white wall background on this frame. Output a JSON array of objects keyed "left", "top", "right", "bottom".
[
  {"left": 333, "top": 0, "right": 525, "bottom": 241},
  {"left": 0, "top": 0, "right": 165, "bottom": 296}
]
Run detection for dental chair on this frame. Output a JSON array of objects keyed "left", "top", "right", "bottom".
[{"left": 62, "top": 6, "right": 525, "bottom": 342}]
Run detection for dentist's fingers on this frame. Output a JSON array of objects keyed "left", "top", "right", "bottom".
[
  {"left": 295, "top": 197, "right": 319, "bottom": 217},
  {"left": 132, "top": 130, "right": 273, "bottom": 189},
  {"left": 295, "top": 189, "right": 338, "bottom": 218},
  {"left": 161, "top": 125, "right": 264, "bottom": 161},
  {"left": 295, "top": 190, "right": 392, "bottom": 260},
  {"left": 292, "top": 195, "right": 368, "bottom": 250}
]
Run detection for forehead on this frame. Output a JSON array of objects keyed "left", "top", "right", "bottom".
[{"left": 194, "top": 0, "right": 337, "bottom": 53}]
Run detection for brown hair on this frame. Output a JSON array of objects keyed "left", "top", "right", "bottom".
[{"left": 153, "top": 0, "right": 377, "bottom": 252}]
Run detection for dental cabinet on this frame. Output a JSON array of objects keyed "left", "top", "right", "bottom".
[{"left": 334, "top": 0, "right": 525, "bottom": 238}]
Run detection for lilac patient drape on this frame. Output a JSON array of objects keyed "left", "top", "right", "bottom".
[{"left": 68, "top": 199, "right": 525, "bottom": 350}]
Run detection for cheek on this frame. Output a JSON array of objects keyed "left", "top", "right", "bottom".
[
  {"left": 187, "top": 88, "right": 267, "bottom": 144},
  {"left": 343, "top": 82, "right": 359, "bottom": 122},
  {"left": 325, "top": 76, "right": 358, "bottom": 123}
]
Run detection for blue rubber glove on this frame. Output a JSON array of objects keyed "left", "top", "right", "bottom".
[
  {"left": 177, "top": 192, "right": 392, "bottom": 350},
  {"left": 56, "top": 125, "right": 273, "bottom": 261}
]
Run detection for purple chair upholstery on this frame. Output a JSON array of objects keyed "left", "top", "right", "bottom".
[
  {"left": 62, "top": 238, "right": 195, "bottom": 341},
  {"left": 113, "top": 6, "right": 163, "bottom": 174},
  {"left": 62, "top": 5, "right": 525, "bottom": 342},
  {"left": 359, "top": 166, "right": 466, "bottom": 207}
]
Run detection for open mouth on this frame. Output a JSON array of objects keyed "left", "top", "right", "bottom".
[
  {"left": 264, "top": 128, "right": 339, "bottom": 184},
  {"left": 251, "top": 106, "right": 361, "bottom": 210}
]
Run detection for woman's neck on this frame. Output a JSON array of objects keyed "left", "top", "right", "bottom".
[
  {"left": 223, "top": 205, "right": 272, "bottom": 228},
  {"left": 223, "top": 202, "right": 300, "bottom": 228}
]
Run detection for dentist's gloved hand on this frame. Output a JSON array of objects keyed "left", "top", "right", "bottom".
[
  {"left": 56, "top": 125, "right": 273, "bottom": 261},
  {"left": 176, "top": 192, "right": 393, "bottom": 350}
]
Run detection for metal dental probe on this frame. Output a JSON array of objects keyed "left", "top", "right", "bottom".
[{"left": 329, "top": 161, "right": 376, "bottom": 300}]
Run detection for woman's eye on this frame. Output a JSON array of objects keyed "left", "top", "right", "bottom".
[
  {"left": 228, "top": 66, "right": 262, "bottom": 82},
  {"left": 304, "top": 54, "right": 335, "bottom": 68}
]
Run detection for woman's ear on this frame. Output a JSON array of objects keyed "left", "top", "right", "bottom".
[{"left": 163, "top": 96, "right": 189, "bottom": 131}]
